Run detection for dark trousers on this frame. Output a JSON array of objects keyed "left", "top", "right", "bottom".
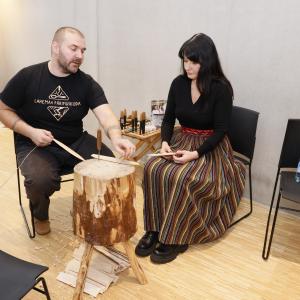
[{"left": 16, "top": 131, "right": 113, "bottom": 220}]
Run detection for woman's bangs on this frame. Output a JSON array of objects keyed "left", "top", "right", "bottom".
[{"left": 181, "top": 45, "right": 200, "bottom": 63}]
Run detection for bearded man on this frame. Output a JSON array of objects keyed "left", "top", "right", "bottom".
[{"left": 0, "top": 27, "right": 135, "bottom": 235}]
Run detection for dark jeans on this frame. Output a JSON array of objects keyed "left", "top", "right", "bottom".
[{"left": 16, "top": 131, "right": 113, "bottom": 220}]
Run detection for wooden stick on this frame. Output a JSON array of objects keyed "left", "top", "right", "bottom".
[
  {"left": 72, "top": 242, "right": 94, "bottom": 300},
  {"left": 122, "top": 240, "right": 148, "bottom": 285},
  {"left": 96, "top": 129, "right": 102, "bottom": 160},
  {"left": 91, "top": 154, "right": 140, "bottom": 166},
  {"left": 53, "top": 138, "right": 85, "bottom": 161},
  {"left": 54, "top": 138, "right": 139, "bottom": 167},
  {"left": 147, "top": 152, "right": 176, "bottom": 157}
]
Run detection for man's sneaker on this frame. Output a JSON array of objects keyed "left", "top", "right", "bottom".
[{"left": 34, "top": 218, "right": 51, "bottom": 235}]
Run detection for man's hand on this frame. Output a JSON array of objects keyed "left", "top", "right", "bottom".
[
  {"left": 29, "top": 128, "right": 54, "bottom": 147},
  {"left": 172, "top": 150, "right": 199, "bottom": 164},
  {"left": 111, "top": 137, "right": 136, "bottom": 158}
]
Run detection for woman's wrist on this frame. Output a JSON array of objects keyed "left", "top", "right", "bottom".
[{"left": 193, "top": 150, "right": 200, "bottom": 159}]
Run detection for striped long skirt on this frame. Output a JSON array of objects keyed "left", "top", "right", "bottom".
[{"left": 143, "top": 129, "right": 246, "bottom": 245}]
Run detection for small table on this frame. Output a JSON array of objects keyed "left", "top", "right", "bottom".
[{"left": 122, "top": 129, "right": 161, "bottom": 161}]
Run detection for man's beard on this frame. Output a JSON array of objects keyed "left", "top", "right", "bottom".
[{"left": 58, "top": 57, "right": 81, "bottom": 74}]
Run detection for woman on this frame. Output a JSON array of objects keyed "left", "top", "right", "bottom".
[{"left": 135, "top": 33, "right": 246, "bottom": 264}]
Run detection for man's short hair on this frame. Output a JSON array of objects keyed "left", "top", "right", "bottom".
[{"left": 52, "top": 26, "right": 85, "bottom": 44}]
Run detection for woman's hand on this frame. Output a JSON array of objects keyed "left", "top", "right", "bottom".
[
  {"left": 172, "top": 150, "right": 199, "bottom": 164},
  {"left": 160, "top": 141, "right": 173, "bottom": 160}
]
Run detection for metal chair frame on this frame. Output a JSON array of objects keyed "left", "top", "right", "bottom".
[
  {"left": 227, "top": 106, "right": 259, "bottom": 228},
  {"left": 229, "top": 153, "right": 254, "bottom": 227},
  {"left": 17, "top": 162, "right": 73, "bottom": 238},
  {"left": 262, "top": 119, "right": 300, "bottom": 260},
  {"left": 32, "top": 277, "right": 51, "bottom": 299}
]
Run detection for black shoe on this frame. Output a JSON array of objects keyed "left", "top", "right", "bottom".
[
  {"left": 135, "top": 231, "right": 159, "bottom": 257},
  {"left": 150, "top": 243, "right": 188, "bottom": 264}
]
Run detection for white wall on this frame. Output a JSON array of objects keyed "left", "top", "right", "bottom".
[
  {"left": 0, "top": 0, "right": 101, "bottom": 132},
  {"left": 1, "top": 0, "right": 300, "bottom": 205},
  {"left": 0, "top": 0, "right": 100, "bottom": 86}
]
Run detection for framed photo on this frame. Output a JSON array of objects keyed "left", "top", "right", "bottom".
[{"left": 151, "top": 100, "right": 166, "bottom": 128}]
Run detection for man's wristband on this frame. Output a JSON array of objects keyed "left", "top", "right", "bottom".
[
  {"left": 106, "top": 125, "right": 121, "bottom": 139},
  {"left": 12, "top": 118, "right": 21, "bottom": 131}
]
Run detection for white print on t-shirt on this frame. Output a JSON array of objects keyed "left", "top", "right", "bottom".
[
  {"left": 47, "top": 106, "right": 69, "bottom": 121},
  {"left": 49, "top": 85, "right": 69, "bottom": 100},
  {"left": 33, "top": 86, "right": 82, "bottom": 121},
  {"left": 34, "top": 99, "right": 81, "bottom": 106},
  {"left": 47, "top": 85, "right": 70, "bottom": 121}
]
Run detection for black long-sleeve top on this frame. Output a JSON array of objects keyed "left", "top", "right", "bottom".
[{"left": 161, "top": 75, "right": 233, "bottom": 157}]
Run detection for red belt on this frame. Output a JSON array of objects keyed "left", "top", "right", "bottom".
[{"left": 181, "top": 126, "right": 214, "bottom": 136}]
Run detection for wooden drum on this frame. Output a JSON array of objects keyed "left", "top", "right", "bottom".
[{"left": 73, "top": 158, "right": 137, "bottom": 246}]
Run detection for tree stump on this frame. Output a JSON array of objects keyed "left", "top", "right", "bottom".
[
  {"left": 72, "top": 158, "right": 147, "bottom": 299},
  {"left": 73, "top": 159, "right": 137, "bottom": 245}
]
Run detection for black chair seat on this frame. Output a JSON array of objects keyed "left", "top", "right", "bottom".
[
  {"left": 280, "top": 172, "right": 300, "bottom": 203},
  {"left": 0, "top": 250, "right": 50, "bottom": 300}
]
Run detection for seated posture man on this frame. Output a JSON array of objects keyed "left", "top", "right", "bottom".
[{"left": 0, "top": 26, "right": 135, "bottom": 235}]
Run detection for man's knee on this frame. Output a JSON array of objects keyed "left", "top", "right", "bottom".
[{"left": 24, "top": 170, "right": 60, "bottom": 195}]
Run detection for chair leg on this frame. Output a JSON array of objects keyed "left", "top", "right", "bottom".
[
  {"left": 248, "top": 165, "right": 253, "bottom": 215},
  {"left": 262, "top": 191, "right": 282, "bottom": 260},
  {"left": 17, "top": 167, "right": 36, "bottom": 238},
  {"left": 17, "top": 164, "right": 73, "bottom": 239},
  {"left": 33, "top": 277, "right": 51, "bottom": 300},
  {"left": 229, "top": 164, "right": 253, "bottom": 227}
]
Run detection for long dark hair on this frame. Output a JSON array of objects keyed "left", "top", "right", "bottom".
[{"left": 178, "top": 33, "right": 233, "bottom": 97}]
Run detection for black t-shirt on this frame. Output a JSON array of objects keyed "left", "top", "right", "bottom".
[
  {"left": 0, "top": 62, "right": 108, "bottom": 145},
  {"left": 161, "top": 75, "right": 233, "bottom": 156}
]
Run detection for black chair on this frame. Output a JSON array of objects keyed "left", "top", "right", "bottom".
[
  {"left": 0, "top": 250, "right": 51, "bottom": 300},
  {"left": 262, "top": 119, "right": 300, "bottom": 260},
  {"left": 227, "top": 106, "right": 259, "bottom": 227}
]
